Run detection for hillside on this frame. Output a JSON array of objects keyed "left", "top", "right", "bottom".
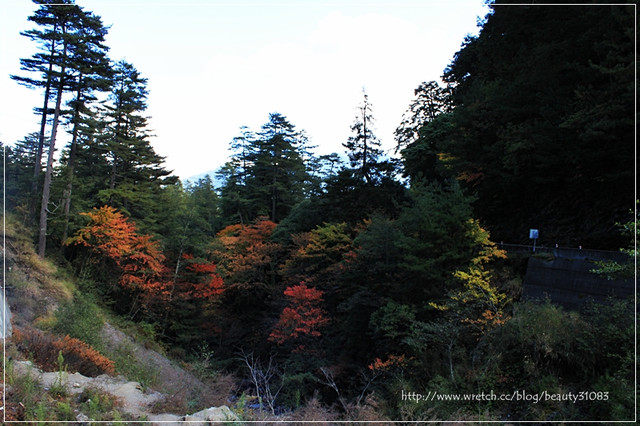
[
  {"left": 1, "top": 213, "right": 398, "bottom": 422},
  {"left": 1, "top": 214, "right": 237, "bottom": 422}
]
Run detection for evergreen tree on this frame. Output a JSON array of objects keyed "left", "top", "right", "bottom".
[
  {"left": 394, "top": 80, "right": 452, "bottom": 154},
  {"left": 22, "top": 2, "right": 102, "bottom": 257},
  {"left": 3, "top": 134, "right": 44, "bottom": 215},
  {"left": 217, "top": 126, "right": 256, "bottom": 225},
  {"left": 96, "top": 60, "right": 177, "bottom": 232},
  {"left": 59, "top": 9, "right": 112, "bottom": 242},
  {"left": 343, "top": 89, "right": 384, "bottom": 184},
  {"left": 248, "top": 113, "right": 311, "bottom": 222},
  {"left": 316, "top": 90, "right": 405, "bottom": 225},
  {"left": 11, "top": 0, "right": 77, "bottom": 205},
  {"left": 396, "top": 81, "right": 454, "bottom": 183},
  {"left": 219, "top": 113, "right": 311, "bottom": 224},
  {"left": 12, "top": 1, "right": 114, "bottom": 256},
  {"left": 186, "top": 175, "right": 220, "bottom": 237},
  {"left": 440, "top": 2, "right": 635, "bottom": 247}
]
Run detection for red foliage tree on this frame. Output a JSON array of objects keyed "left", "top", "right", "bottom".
[
  {"left": 269, "top": 282, "right": 329, "bottom": 347},
  {"left": 176, "top": 253, "right": 225, "bottom": 299}
]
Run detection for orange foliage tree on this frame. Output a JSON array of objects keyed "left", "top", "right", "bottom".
[
  {"left": 67, "top": 206, "right": 226, "bottom": 319},
  {"left": 66, "top": 205, "right": 167, "bottom": 293},
  {"left": 212, "top": 217, "right": 280, "bottom": 288},
  {"left": 269, "top": 282, "right": 329, "bottom": 349},
  {"left": 13, "top": 327, "right": 115, "bottom": 377}
]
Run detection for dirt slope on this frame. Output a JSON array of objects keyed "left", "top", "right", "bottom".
[{"left": 100, "top": 322, "right": 207, "bottom": 397}]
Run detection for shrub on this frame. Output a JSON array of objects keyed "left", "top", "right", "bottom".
[
  {"left": 13, "top": 327, "right": 115, "bottom": 377},
  {"left": 107, "top": 340, "right": 158, "bottom": 388},
  {"left": 479, "top": 301, "right": 594, "bottom": 384},
  {"left": 78, "top": 386, "right": 121, "bottom": 419},
  {"left": 53, "top": 292, "right": 104, "bottom": 350},
  {"left": 474, "top": 298, "right": 634, "bottom": 420},
  {"left": 287, "top": 394, "right": 339, "bottom": 424},
  {"left": 344, "top": 394, "right": 390, "bottom": 422}
]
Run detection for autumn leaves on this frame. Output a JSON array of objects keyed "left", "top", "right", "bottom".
[{"left": 66, "top": 206, "right": 330, "bottom": 348}]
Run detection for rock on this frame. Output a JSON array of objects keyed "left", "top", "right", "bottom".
[
  {"left": 76, "top": 412, "right": 90, "bottom": 423},
  {"left": 184, "top": 406, "right": 239, "bottom": 423},
  {"left": 147, "top": 412, "right": 184, "bottom": 424}
]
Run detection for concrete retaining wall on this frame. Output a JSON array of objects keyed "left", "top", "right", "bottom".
[{"left": 502, "top": 245, "right": 635, "bottom": 310}]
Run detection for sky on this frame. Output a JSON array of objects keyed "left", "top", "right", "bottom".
[{"left": 0, "top": 0, "right": 490, "bottom": 181}]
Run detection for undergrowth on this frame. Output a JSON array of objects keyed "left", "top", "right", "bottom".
[
  {"left": 2, "top": 353, "right": 133, "bottom": 422},
  {"left": 13, "top": 326, "right": 115, "bottom": 376}
]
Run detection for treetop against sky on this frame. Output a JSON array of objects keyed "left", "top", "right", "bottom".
[{"left": 0, "top": 0, "right": 489, "bottom": 179}]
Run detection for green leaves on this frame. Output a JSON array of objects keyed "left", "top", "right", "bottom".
[{"left": 369, "top": 301, "right": 416, "bottom": 341}]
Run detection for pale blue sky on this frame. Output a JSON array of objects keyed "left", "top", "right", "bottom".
[{"left": 0, "top": 0, "right": 490, "bottom": 180}]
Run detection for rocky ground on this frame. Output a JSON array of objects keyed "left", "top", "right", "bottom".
[{"left": 11, "top": 354, "right": 239, "bottom": 424}]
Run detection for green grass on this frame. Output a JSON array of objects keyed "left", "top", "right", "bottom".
[{"left": 107, "top": 340, "right": 159, "bottom": 389}]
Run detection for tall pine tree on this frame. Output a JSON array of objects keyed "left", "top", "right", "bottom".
[
  {"left": 219, "top": 113, "right": 311, "bottom": 223},
  {"left": 343, "top": 89, "right": 384, "bottom": 184},
  {"left": 59, "top": 9, "right": 112, "bottom": 242},
  {"left": 11, "top": 0, "right": 77, "bottom": 205},
  {"left": 95, "top": 60, "right": 177, "bottom": 233},
  {"left": 11, "top": 1, "right": 107, "bottom": 257}
]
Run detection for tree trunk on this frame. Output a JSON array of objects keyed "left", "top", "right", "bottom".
[
  {"left": 37, "top": 39, "right": 67, "bottom": 258},
  {"left": 362, "top": 105, "right": 368, "bottom": 182},
  {"left": 271, "top": 167, "right": 277, "bottom": 222},
  {"left": 32, "top": 73, "right": 52, "bottom": 188},
  {"left": 61, "top": 74, "right": 83, "bottom": 244},
  {"left": 109, "top": 103, "right": 123, "bottom": 194},
  {"left": 30, "top": 25, "right": 58, "bottom": 220}
]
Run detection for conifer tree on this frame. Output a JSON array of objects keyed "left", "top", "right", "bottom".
[
  {"left": 394, "top": 81, "right": 452, "bottom": 154},
  {"left": 12, "top": 1, "right": 105, "bottom": 257},
  {"left": 3, "top": 133, "right": 43, "bottom": 212},
  {"left": 220, "top": 114, "right": 311, "bottom": 224},
  {"left": 11, "top": 0, "right": 78, "bottom": 203},
  {"left": 249, "top": 113, "right": 310, "bottom": 222},
  {"left": 96, "top": 60, "right": 176, "bottom": 232},
  {"left": 217, "top": 126, "right": 256, "bottom": 225},
  {"left": 59, "top": 10, "right": 112, "bottom": 242},
  {"left": 343, "top": 89, "right": 384, "bottom": 184}
]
